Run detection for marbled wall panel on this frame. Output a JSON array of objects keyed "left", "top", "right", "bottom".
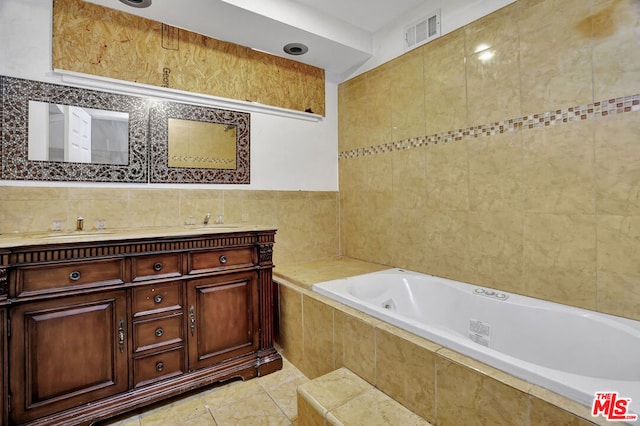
[
  {"left": 592, "top": 0, "right": 640, "bottom": 100},
  {"left": 338, "top": 75, "right": 369, "bottom": 152},
  {"left": 522, "top": 120, "right": 595, "bottom": 214},
  {"left": 523, "top": 213, "right": 597, "bottom": 309},
  {"left": 423, "top": 30, "right": 467, "bottom": 135},
  {"left": 519, "top": 0, "right": 594, "bottom": 115},
  {"left": 389, "top": 49, "right": 426, "bottom": 141}
]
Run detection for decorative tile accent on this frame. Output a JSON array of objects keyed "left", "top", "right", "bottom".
[{"left": 339, "top": 94, "right": 640, "bottom": 160}]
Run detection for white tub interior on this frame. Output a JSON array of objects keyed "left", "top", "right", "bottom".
[{"left": 312, "top": 268, "right": 640, "bottom": 420}]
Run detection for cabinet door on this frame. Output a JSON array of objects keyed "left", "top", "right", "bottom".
[
  {"left": 187, "top": 271, "right": 259, "bottom": 371},
  {"left": 9, "top": 291, "right": 128, "bottom": 424},
  {"left": 0, "top": 308, "right": 6, "bottom": 426}
]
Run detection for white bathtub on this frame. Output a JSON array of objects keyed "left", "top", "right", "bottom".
[{"left": 312, "top": 268, "right": 640, "bottom": 421}]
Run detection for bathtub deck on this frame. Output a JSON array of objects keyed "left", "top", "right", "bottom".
[{"left": 274, "top": 257, "right": 390, "bottom": 290}]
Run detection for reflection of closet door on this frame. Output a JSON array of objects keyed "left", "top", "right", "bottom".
[
  {"left": 65, "top": 105, "right": 92, "bottom": 163},
  {"left": 27, "top": 100, "right": 50, "bottom": 161}
]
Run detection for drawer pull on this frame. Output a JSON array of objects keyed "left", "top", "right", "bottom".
[
  {"left": 155, "top": 327, "right": 164, "bottom": 337},
  {"left": 156, "top": 362, "right": 164, "bottom": 372},
  {"left": 219, "top": 255, "right": 227, "bottom": 264},
  {"left": 69, "top": 271, "right": 81, "bottom": 281},
  {"left": 189, "top": 305, "right": 195, "bottom": 336},
  {"left": 154, "top": 294, "right": 163, "bottom": 304},
  {"left": 153, "top": 262, "right": 163, "bottom": 271},
  {"left": 118, "top": 319, "right": 125, "bottom": 353}
]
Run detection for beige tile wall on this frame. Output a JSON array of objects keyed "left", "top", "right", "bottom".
[
  {"left": 0, "top": 186, "right": 339, "bottom": 265},
  {"left": 338, "top": 0, "right": 640, "bottom": 320},
  {"left": 277, "top": 281, "right": 600, "bottom": 426}
]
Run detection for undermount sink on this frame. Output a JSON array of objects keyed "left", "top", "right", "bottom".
[
  {"left": 39, "top": 232, "right": 113, "bottom": 239},
  {"left": 189, "top": 225, "right": 241, "bottom": 230}
]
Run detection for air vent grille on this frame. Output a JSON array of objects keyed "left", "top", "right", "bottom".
[{"left": 404, "top": 9, "right": 441, "bottom": 51}]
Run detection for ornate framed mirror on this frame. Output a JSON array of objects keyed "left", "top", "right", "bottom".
[
  {"left": 149, "top": 101, "right": 250, "bottom": 184},
  {"left": 0, "top": 76, "right": 148, "bottom": 182}
]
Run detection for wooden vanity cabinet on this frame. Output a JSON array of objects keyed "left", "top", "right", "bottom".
[
  {"left": 0, "top": 229, "right": 280, "bottom": 426},
  {"left": 1, "top": 249, "right": 9, "bottom": 426},
  {"left": 0, "top": 304, "right": 7, "bottom": 426}
]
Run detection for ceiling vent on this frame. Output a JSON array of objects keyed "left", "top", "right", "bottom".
[
  {"left": 118, "top": 0, "right": 152, "bottom": 8},
  {"left": 404, "top": 9, "right": 441, "bottom": 51}
]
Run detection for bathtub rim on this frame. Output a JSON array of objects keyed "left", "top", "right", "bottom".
[
  {"left": 310, "top": 268, "right": 640, "bottom": 422},
  {"left": 274, "top": 273, "right": 616, "bottom": 425}
]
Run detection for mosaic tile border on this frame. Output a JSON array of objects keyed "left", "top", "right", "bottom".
[{"left": 338, "top": 94, "right": 640, "bottom": 160}]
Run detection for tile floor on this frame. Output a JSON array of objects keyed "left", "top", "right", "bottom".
[{"left": 100, "top": 358, "right": 308, "bottom": 426}]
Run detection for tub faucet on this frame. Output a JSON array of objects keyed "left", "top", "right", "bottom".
[{"left": 203, "top": 213, "right": 211, "bottom": 225}]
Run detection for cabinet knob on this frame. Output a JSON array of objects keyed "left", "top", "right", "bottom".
[
  {"left": 154, "top": 294, "right": 163, "bottom": 303},
  {"left": 156, "top": 362, "right": 164, "bottom": 372},
  {"left": 69, "top": 271, "right": 81, "bottom": 281},
  {"left": 219, "top": 255, "right": 227, "bottom": 264},
  {"left": 153, "top": 262, "right": 163, "bottom": 271},
  {"left": 155, "top": 327, "right": 164, "bottom": 337}
]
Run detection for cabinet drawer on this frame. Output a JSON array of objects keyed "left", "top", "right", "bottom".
[
  {"left": 17, "top": 259, "right": 124, "bottom": 296},
  {"left": 132, "top": 253, "right": 181, "bottom": 282},
  {"left": 133, "top": 314, "right": 183, "bottom": 353},
  {"left": 133, "top": 347, "right": 185, "bottom": 388},
  {"left": 189, "top": 247, "right": 254, "bottom": 274},
  {"left": 132, "top": 281, "right": 182, "bottom": 317}
]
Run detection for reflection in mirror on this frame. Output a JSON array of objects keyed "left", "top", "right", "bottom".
[
  {"left": 167, "top": 118, "right": 236, "bottom": 169},
  {"left": 28, "top": 101, "right": 129, "bottom": 165}
]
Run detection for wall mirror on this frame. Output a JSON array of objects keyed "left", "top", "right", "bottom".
[
  {"left": 1, "top": 76, "right": 148, "bottom": 182},
  {"left": 150, "top": 101, "right": 250, "bottom": 184},
  {"left": 28, "top": 101, "right": 129, "bottom": 165},
  {"left": 1, "top": 76, "right": 251, "bottom": 184}
]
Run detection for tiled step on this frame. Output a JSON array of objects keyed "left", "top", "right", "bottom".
[{"left": 297, "top": 367, "right": 432, "bottom": 425}]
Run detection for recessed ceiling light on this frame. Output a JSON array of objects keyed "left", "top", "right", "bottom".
[
  {"left": 118, "top": 0, "right": 152, "bottom": 8},
  {"left": 283, "top": 43, "right": 308, "bottom": 56}
]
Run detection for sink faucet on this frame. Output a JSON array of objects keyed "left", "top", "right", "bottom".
[
  {"left": 76, "top": 216, "right": 84, "bottom": 231},
  {"left": 203, "top": 213, "right": 211, "bottom": 225}
]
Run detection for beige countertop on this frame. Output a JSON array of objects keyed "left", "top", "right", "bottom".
[
  {"left": 0, "top": 224, "right": 275, "bottom": 249},
  {"left": 274, "top": 257, "right": 390, "bottom": 290}
]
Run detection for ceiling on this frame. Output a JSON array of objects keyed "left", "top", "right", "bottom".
[
  {"left": 85, "top": 0, "right": 432, "bottom": 77},
  {"left": 288, "top": 0, "right": 427, "bottom": 33}
]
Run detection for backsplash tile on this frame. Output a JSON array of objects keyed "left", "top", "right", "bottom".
[{"left": 0, "top": 187, "right": 339, "bottom": 266}]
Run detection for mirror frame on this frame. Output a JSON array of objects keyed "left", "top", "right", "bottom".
[
  {"left": 149, "top": 101, "right": 250, "bottom": 184},
  {"left": 0, "top": 76, "right": 148, "bottom": 182}
]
